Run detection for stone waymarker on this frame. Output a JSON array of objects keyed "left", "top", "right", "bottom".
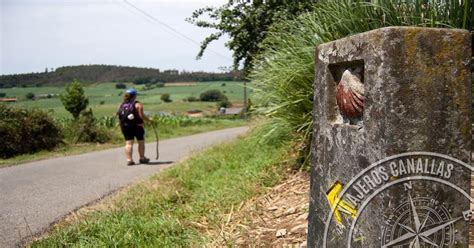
[{"left": 308, "top": 27, "right": 472, "bottom": 247}]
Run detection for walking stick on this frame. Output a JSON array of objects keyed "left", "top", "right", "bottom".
[{"left": 151, "top": 120, "right": 160, "bottom": 160}]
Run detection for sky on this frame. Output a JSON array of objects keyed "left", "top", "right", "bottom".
[{"left": 0, "top": 0, "right": 232, "bottom": 75}]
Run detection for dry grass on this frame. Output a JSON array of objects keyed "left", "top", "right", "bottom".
[
  {"left": 204, "top": 170, "right": 310, "bottom": 247},
  {"left": 164, "top": 82, "right": 197, "bottom": 87}
]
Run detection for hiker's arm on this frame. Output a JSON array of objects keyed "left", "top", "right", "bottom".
[{"left": 136, "top": 102, "right": 150, "bottom": 123}]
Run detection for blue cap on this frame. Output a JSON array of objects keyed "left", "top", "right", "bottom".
[{"left": 126, "top": 88, "right": 137, "bottom": 96}]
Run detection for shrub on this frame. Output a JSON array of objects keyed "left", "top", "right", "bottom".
[
  {"left": 62, "top": 109, "right": 114, "bottom": 144},
  {"left": 0, "top": 104, "right": 63, "bottom": 158},
  {"left": 60, "top": 80, "right": 89, "bottom": 119},
  {"left": 0, "top": 93, "right": 6, "bottom": 97},
  {"left": 161, "top": 93, "right": 172, "bottom": 103},
  {"left": 217, "top": 99, "right": 232, "bottom": 109},
  {"left": 149, "top": 114, "right": 216, "bottom": 127},
  {"left": 133, "top": 78, "right": 149, "bottom": 85},
  {"left": 142, "top": 84, "right": 153, "bottom": 91},
  {"left": 186, "top": 96, "right": 199, "bottom": 102},
  {"left": 25, "top": 92, "right": 35, "bottom": 100},
  {"left": 221, "top": 83, "right": 226, "bottom": 87},
  {"left": 199, "top": 90, "right": 228, "bottom": 102},
  {"left": 157, "top": 82, "right": 165, "bottom": 87},
  {"left": 115, "top": 83, "right": 127, "bottom": 89}
]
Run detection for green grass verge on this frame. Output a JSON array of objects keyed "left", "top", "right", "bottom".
[
  {"left": 0, "top": 119, "right": 246, "bottom": 168},
  {"left": 31, "top": 128, "right": 291, "bottom": 247}
]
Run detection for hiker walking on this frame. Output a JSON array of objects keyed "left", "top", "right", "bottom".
[{"left": 117, "top": 88, "right": 150, "bottom": 165}]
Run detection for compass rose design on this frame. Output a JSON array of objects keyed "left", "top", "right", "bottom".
[{"left": 381, "top": 192, "right": 464, "bottom": 248}]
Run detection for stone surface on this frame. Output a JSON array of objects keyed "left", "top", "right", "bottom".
[{"left": 309, "top": 27, "right": 472, "bottom": 247}]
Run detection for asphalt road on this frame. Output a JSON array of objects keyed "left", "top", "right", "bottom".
[{"left": 0, "top": 126, "right": 249, "bottom": 247}]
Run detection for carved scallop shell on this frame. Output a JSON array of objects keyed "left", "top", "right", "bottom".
[{"left": 336, "top": 70, "right": 364, "bottom": 119}]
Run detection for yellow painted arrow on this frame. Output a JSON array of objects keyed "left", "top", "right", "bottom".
[{"left": 326, "top": 181, "right": 357, "bottom": 224}]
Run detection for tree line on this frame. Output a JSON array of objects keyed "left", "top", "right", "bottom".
[{"left": 0, "top": 65, "right": 242, "bottom": 88}]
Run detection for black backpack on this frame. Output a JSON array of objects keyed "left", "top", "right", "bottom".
[{"left": 118, "top": 101, "right": 137, "bottom": 127}]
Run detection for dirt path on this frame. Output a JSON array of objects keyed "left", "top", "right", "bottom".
[{"left": 0, "top": 126, "right": 249, "bottom": 247}]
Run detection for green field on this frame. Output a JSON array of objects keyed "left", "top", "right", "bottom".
[{"left": 1, "top": 81, "right": 245, "bottom": 118}]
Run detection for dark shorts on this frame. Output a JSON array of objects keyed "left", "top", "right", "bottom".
[{"left": 121, "top": 125, "right": 145, "bottom": 141}]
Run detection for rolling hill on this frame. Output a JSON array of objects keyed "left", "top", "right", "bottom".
[{"left": 0, "top": 65, "right": 242, "bottom": 87}]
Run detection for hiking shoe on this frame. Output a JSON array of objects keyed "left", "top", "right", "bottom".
[
  {"left": 127, "top": 160, "right": 135, "bottom": 166},
  {"left": 139, "top": 157, "right": 150, "bottom": 164}
]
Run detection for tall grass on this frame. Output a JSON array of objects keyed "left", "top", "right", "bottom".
[
  {"left": 251, "top": 0, "right": 473, "bottom": 160},
  {"left": 149, "top": 114, "right": 218, "bottom": 127}
]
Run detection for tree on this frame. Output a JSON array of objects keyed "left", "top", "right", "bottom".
[
  {"left": 25, "top": 92, "right": 35, "bottom": 100},
  {"left": 115, "top": 83, "right": 127, "bottom": 89},
  {"left": 161, "top": 93, "right": 172, "bottom": 103},
  {"left": 200, "top": 90, "right": 228, "bottom": 102},
  {"left": 60, "top": 80, "right": 89, "bottom": 119},
  {"left": 187, "top": 1, "right": 317, "bottom": 73}
]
